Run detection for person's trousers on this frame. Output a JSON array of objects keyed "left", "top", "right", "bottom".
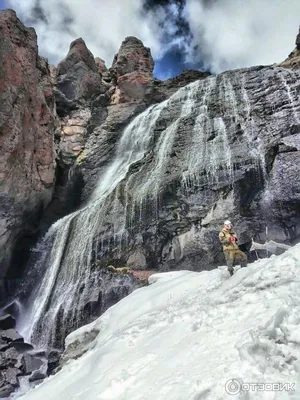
[{"left": 224, "top": 249, "right": 247, "bottom": 273}]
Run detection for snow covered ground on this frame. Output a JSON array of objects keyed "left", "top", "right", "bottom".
[{"left": 18, "top": 245, "right": 300, "bottom": 400}]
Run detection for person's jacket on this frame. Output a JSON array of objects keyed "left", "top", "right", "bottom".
[{"left": 219, "top": 228, "right": 239, "bottom": 251}]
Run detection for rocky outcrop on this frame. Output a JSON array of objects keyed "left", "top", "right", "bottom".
[
  {"left": 0, "top": 313, "right": 49, "bottom": 398},
  {"left": 112, "top": 36, "right": 154, "bottom": 77},
  {"left": 94, "top": 57, "right": 107, "bottom": 75},
  {"left": 0, "top": 10, "right": 58, "bottom": 279},
  {"left": 296, "top": 26, "right": 300, "bottom": 50},
  {"left": 110, "top": 36, "right": 154, "bottom": 104},
  {"left": 279, "top": 26, "right": 300, "bottom": 69},
  {"left": 54, "top": 38, "right": 109, "bottom": 115},
  {"left": 59, "top": 108, "right": 91, "bottom": 164},
  {"left": 108, "top": 37, "right": 210, "bottom": 105},
  {"left": 149, "top": 69, "right": 211, "bottom": 104}
]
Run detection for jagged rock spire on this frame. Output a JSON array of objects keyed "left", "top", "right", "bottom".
[
  {"left": 296, "top": 26, "right": 300, "bottom": 50},
  {"left": 111, "top": 36, "right": 154, "bottom": 77},
  {"left": 279, "top": 25, "right": 300, "bottom": 69},
  {"left": 55, "top": 38, "right": 108, "bottom": 113}
]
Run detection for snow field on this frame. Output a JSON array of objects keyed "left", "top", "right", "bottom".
[{"left": 19, "top": 245, "right": 300, "bottom": 400}]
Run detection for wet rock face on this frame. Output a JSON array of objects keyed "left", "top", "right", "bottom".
[
  {"left": 86, "top": 65, "right": 300, "bottom": 272},
  {"left": 28, "top": 33, "right": 208, "bottom": 287},
  {"left": 20, "top": 63, "right": 300, "bottom": 354},
  {"left": 0, "top": 10, "right": 58, "bottom": 278}
]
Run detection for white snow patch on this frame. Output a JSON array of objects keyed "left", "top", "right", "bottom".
[{"left": 19, "top": 245, "right": 300, "bottom": 400}]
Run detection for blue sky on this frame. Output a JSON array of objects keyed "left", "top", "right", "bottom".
[
  {"left": 154, "top": 47, "right": 204, "bottom": 80},
  {"left": 0, "top": 0, "right": 7, "bottom": 10}
]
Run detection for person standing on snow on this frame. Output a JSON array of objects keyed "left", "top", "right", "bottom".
[{"left": 219, "top": 220, "right": 247, "bottom": 276}]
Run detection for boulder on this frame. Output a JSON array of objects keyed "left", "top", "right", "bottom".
[
  {"left": 29, "top": 370, "right": 47, "bottom": 382},
  {"left": 0, "top": 315, "right": 16, "bottom": 330},
  {"left": 127, "top": 249, "right": 147, "bottom": 269},
  {"left": 9, "top": 341, "right": 34, "bottom": 353},
  {"left": 2, "top": 367, "right": 20, "bottom": 386},
  {"left": 0, "top": 367, "right": 21, "bottom": 398},
  {"left": 46, "top": 349, "right": 61, "bottom": 375},
  {"left": 1, "top": 329, "right": 23, "bottom": 343},
  {"left": 0, "top": 383, "right": 15, "bottom": 399},
  {"left": 0, "top": 324, "right": 48, "bottom": 396},
  {"left": 22, "top": 354, "right": 44, "bottom": 375},
  {"left": 2, "top": 347, "right": 20, "bottom": 368},
  {"left": 0, "top": 339, "right": 7, "bottom": 352}
]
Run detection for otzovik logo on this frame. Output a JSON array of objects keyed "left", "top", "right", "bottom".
[{"left": 225, "top": 379, "right": 295, "bottom": 395}]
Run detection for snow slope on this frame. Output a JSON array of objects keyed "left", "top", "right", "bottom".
[{"left": 19, "top": 245, "right": 300, "bottom": 400}]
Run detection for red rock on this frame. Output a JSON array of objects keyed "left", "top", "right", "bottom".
[
  {"left": 112, "top": 72, "right": 152, "bottom": 104},
  {"left": 0, "top": 10, "right": 58, "bottom": 276},
  {"left": 111, "top": 36, "right": 154, "bottom": 77},
  {"left": 128, "top": 270, "right": 156, "bottom": 283},
  {"left": 95, "top": 57, "right": 107, "bottom": 75},
  {"left": 110, "top": 37, "right": 154, "bottom": 104}
]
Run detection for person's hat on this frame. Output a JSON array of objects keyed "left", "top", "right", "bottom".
[{"left": 224, "top": 220, "right": 232, "bottom": 226}]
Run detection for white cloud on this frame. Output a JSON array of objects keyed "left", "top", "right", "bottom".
[
  {"left": 183, "top": 0, "right": 300, "bottom": 73},
  {"left": 6, "top": 0, "right": 300, "bottom": 74},
  {"left": 7, "top": 0, "right": 172, "bottom": 66}
]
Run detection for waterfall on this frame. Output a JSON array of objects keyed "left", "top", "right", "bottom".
[
  {"left": 18, "top": 79, "right": 213, "bottom": 349},
  {"left": 17, "top": 100, "right": 168, "bottom": 349},
  {"left": 280, "top": 71, "right": 300, "bottom": 125},
  {"left": 18, "top": 66, "right": 300, "bottom": 350}
]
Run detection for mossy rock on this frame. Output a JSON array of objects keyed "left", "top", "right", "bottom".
[
  {"left": 106, "top": 265, "right": 130, "bottom": 274},
  {"left": 93, "top": 262, "right": 131, "bottom": 274},
  {"left": 76, "top": 149, "right": 89, "bottom": 165},
  {"left": 172, "top": 208, "right": 182, "bottom": 221}
]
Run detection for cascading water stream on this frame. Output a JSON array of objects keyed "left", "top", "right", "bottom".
[
  {"left": 17, "top": 66, "right": 300, "bottom": 350},
  {"left": 17, "top": 100, "right": 168, "bottom": 349},
  {"left": 18, "top": 79, "right": 208, "bottom": 349}
]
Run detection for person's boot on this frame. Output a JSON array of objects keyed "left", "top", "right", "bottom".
[{"left": 228, "top": 268, "right": 234, "bottom": 276}]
